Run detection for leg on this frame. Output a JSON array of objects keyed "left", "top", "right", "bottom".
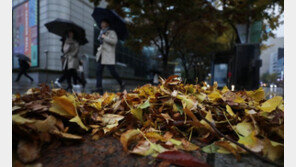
[
  {"left": 58, "top": 70, "right": 66, "bottom": 82},
  {"left": 15, "top": 70, "right": 25, "bottom": 82},
  {"left": 107, "top": 65, "right": 122, "bottom": 85},
  {"left": 96, "top": 63, "right": 105, "bottom": 89},
  {"left": 23, "top": 70, "right": 34, "bottom": 82},
  {"left": 71, "top": 69, "right": 78, "bottom": 85},
  {"left": 65, "top": 69, "right": 72, "bottom": 90}
]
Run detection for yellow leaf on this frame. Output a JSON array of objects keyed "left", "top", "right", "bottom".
[
  {"left": 51, "top": 129, "right": 82, "bottom": 140},
  {"left": 208, "top": 91, "right": 222, "bottom": 101},
  {"left": 130, "top": 108, "right": 143, "bottom": 121},
  {"left": 221, "top": 86, "right": 230, "bottom": 94},
  {"left": 70, "top": 115, "right": 89, "bottom": 131},
  {"left": 226, "top": 105, "right": 235, "bottom": 117},
  {"left": 49, "top": 102, "right": 73, "bottom": 118},
  {"left": 238, "top": 132, "right": 263, "bottom": 152},
  {"left": 120, "top": 129, "right": 141, "bottom": 151},
  {"left": 12, "top": 114, "right": 35, "bottom": 124},
  {"left": 196, "top": 93, "right": 207, "bottom": 102},
  {"left": 247, "top": 87, "right": 265, "bottom": 102},
  {"left": 260, "top": 96, "right": 283, "bottom": 112},
  {"left": 52, "top": 96, "right": 76, "bottom": 116},
  {"left": 235, "top": 122, "right": 254, "bottom": 137}
]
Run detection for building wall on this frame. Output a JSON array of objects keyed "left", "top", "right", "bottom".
[
  {"left": 260, "top": 37, "right": 284, "bottom": 75},
  {"left": 38, "top": 0, "right": 104, "bottom": 71}
]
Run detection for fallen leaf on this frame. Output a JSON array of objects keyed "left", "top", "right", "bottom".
[
  {"left": 260, "top": 96, "right": 283, "bottom": 113},
  {"left": 69, "top": 115, "right": 89, "bottom": 131},
  {"left": 12, "top": 114, "right": 35, "bottom": 124},
  {"left": 120, "top": 129, "right": 141, "bottom": 151}
]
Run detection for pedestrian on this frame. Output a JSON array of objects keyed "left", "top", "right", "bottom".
[
  {"left": 93, "top": 19, "right": 125, "bottom": 94},
  {"left": 54, "top": 37, "right": 67, "bottom": 88},
  {"left": 15, "top": 55, "right": 34, "bottom": 82},
  {"left": 62, "top": 30, "right": 80, "bottom": 91}
]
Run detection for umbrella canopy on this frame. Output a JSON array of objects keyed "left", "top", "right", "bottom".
[
  {"left": 45, "top": 18, "right": 88, "bottom": 45},
  {"left": 15, "top": 53, "right": 31, "bottom": 62},
  {"left": 92, "top": 8, "right": 128, "bottom": 41}
]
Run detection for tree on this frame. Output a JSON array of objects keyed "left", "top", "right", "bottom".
[
  {"left": 172, "top": 19, "right": 236, "bottom": 83},
  {"left": 210, "top": 0, "right": 284, "bottom": 42},
  {"left": 90, "top": 0, "right": 221, "bottom": 77}
]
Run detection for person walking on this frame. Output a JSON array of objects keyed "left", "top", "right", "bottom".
[
  {"left": 54, "top": 37, "right": 67, "bottom": 88},
  {"left": 93, "top": 19, "right": 125, "bottom": 94},
  {"left": 62, "top": 30, "right": 80, "bottom": 91},
  {"left": 15, "top": 55, "right": 34, "bottom": 82}
]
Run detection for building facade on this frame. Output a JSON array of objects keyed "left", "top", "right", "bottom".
[
  {"left": 260, "top": 37, "right": 284, "bottom": 76},
  {"left": 12, "top": 0, "right": 150, "bottom": 83}
]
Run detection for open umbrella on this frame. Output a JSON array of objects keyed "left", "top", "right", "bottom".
[
  {"left": 92, "top": 8, "right": 128, "bottom": 41},
  {"left": 15, "top": 53, "right": 31, "bottom": 62},
  {"left": 45, "top": 18, "right": 88, "bottom": 45}
]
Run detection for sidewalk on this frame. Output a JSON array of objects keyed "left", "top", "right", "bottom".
[{"left": 12, "top": 78, "right": 150, "bottom": 94}]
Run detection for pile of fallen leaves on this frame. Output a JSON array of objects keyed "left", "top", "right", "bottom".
[{"left": 12, "top": 75, "right": 284, "bottom": 166}]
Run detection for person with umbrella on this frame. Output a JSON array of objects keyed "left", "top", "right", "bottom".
[
  {"left": 92, "top": 19, "right": 125, "bottom": 94},
  {"left": 45, "top": 19, "right": 88, "bottom": 91},
  {"left": 92, "top": 8, "right": 129, "bottom": 94},
  {"left": 61, "top": 29, "right": 81, "bottom": 91},
  {"left": 14, "top": 54, "right": 34, "bottom": 82}
]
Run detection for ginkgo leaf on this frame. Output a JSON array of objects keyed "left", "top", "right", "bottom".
[
  {"left": 260, "top": 96, "right": 283, "bottom": 112},
  {"left": 49, "top": 102, "right": 73, "bottom": 118},
  {"left": 52, "top": 96, "right": 77, "bottom": 116},
  {"left": 226, "top": 105, "right": 235, "bottom": 117},
  {"left": 238, "top": 132, "right": 263, "bottom": 153},
  {"left": 70, "top": 115, "right": 89, "bottom": 131},
  {"left": 120, "top": 129, "right": 141, "bottom": 151},
  {"left": 130, "top": 108, "right": 143, "bottom": 121},
  {"left": 51, "top": 129, "right": 82, "bottom": 140},
  {"left": 12, "top": 114, "right": 35, "bottom": 124},
  {"left": 138, "top": 98, "right": 150, "bottom": 109},
  {"left": 235, "top": 122, "right": 254, "bottom": 137},
  {"left": 208, "top": 91, "right": 222, "bottom": 101},
  {"left": 247, "top": 87, "right": 265, "bottom": 102}
]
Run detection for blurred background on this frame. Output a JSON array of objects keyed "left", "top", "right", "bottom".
[{"left": 12, "top": 0, "right": 284, "bottom": 98}]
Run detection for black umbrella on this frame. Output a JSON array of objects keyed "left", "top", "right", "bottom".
[
  {"left": 45, "top": 18, "right": 88, "bottom": 45},
  {"left": 92, "top": 7, "right": 128, "bottom": 41},
  {"left": 15, "top": 53, "right": 31, "bottom": 62}
]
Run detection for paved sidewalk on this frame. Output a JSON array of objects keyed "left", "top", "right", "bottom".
[{"left": 12, "top": 78, "right": 150, "bottom": 94}]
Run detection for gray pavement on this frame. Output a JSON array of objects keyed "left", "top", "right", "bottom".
[{"left": 12, "top": 78, "right": 149, "bottom": 94}]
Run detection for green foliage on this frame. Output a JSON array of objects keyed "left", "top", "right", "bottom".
[{"left": 261, "top": 72, "right": 278, "bottom": 83}]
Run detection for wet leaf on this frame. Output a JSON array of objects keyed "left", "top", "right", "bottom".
[
  {"left": 52, "top": 95, "right": 77, "bottom": 116},
  {"left": 260, "top": 96, "right": 283, "bottom": 113},
  {"left": 120, "top": 129, "right": 140, "bottom": 151},
  {"left": 51, "top": 129, "right": 82, "bottom": 140},
  {"left": 12, "top": 114, "right": 35, "bottom": 124},
  {"left": 130, "top": 108, "right": 143, "bottom": 121},
  {"left": 70, "top": 115, "right": 89, "bottom": 131}
]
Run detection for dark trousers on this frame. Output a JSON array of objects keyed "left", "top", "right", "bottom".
[
  {"left": 96, "top": 62, "right": 122, "bottom": 89},
  {"left": 15, "top": 68, "right": 33, "bottom": 82},
  {"left": 65, "top": 69, "right": 78, "bottom": 89}
]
